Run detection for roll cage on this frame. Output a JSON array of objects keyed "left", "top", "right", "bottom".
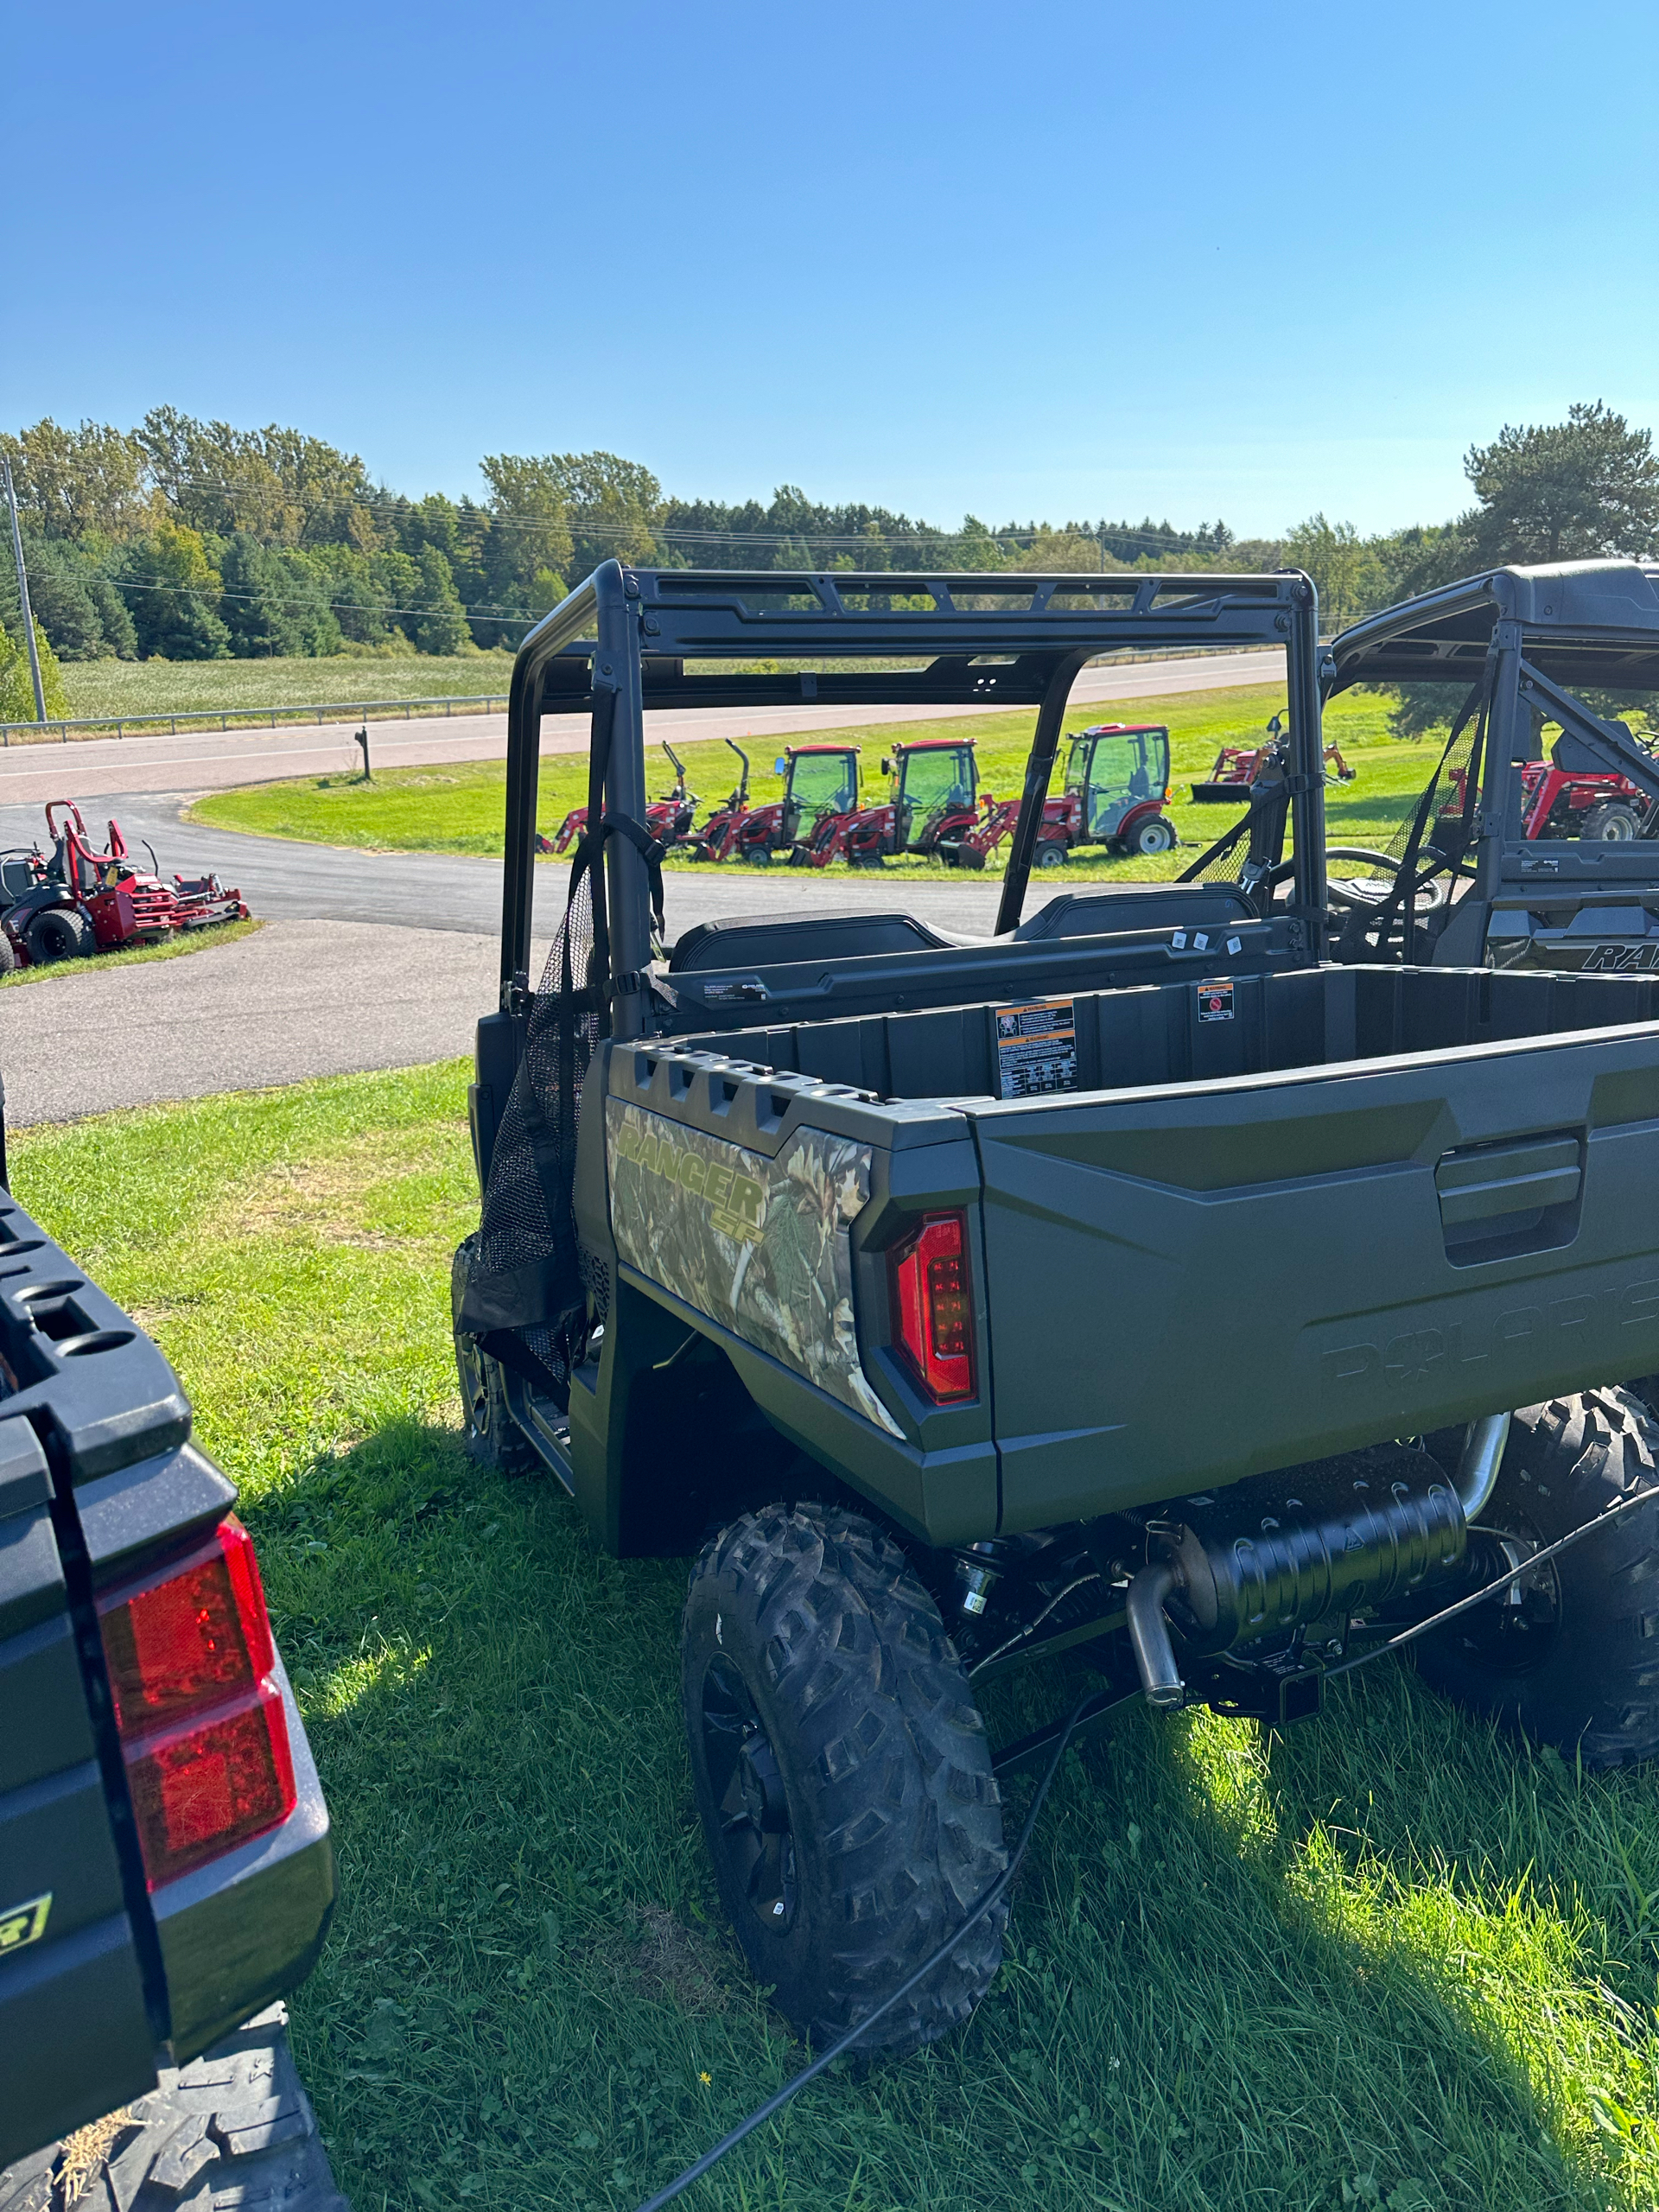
[
  {"left": 499, "top": 563, "right": 1324, "bottom": 1035},
  {"left": 1324, "top": 560, "right": 1659, "bottom": 957}
]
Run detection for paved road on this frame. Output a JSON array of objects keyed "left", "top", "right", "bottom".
[
  {"left": 1, "top": 922, "right": 507, "bottom": 1126},
  {"left": 0, "top": 810, "right": 1012, "bottom": 1125},
  {"left": 0, "top": 648, "right": 1285, "bottom": 804},
  {"left": 0, "top": 796, "right": 1009, "bottom": 941},
  {"left": 1, "top": 644, "right": 1282, "bottom": 1122}
]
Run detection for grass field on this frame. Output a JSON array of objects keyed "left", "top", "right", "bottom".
[
  {"left": 189, "top": 682, "right": 1440, "bottom": 881},
  {"left": 13, "top": 1068, "right": 1659, "bottom": 2210},
  {"left": 0, "top": 916, "right": 261, "bottom": 987},
  {"left": 48, "top": 654, "right": 518, "bottom": 723}
]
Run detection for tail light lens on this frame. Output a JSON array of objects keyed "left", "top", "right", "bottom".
[
  {"left": 888, "top": 1211, "right": 976, "bottom": 1402},
  {"left": 97, "top": 1516, "right": 296, "bottom": 1889}
]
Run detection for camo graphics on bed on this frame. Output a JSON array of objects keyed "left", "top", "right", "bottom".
[{"left": 605, "top": 1098, "right": 901, "bottom": 1435}]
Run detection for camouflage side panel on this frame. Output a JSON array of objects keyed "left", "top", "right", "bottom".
[{"left": 605, "top": 1098, "right": 902, "bottom": 1437}]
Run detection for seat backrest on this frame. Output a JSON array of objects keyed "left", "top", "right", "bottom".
[
  {"left": 1013, "top": 884, "right": 1255, "bottom": 942},
  {"left": 670, "top": 909, "right": 954, "bottom": 973}
]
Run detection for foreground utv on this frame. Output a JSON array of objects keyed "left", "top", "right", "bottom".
[
  {"left": 453, "top": 563, "right": 1659, "bottom": 2052},
  {"left": 0, "top": 1088, "right": 341, "bottom": 2203}
]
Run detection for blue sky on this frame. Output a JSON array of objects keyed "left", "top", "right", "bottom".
[{"left": 10, "top": 0, "right": 1657, "bottom": 538}]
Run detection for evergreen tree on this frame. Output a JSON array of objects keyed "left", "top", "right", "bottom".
[{"left": 1465, "top": 401, "right": 1659, "bottom": 565}]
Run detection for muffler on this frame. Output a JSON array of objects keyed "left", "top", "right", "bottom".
[{"left": 1121, "top": 1441, "right": 1471, "bottom": 1710}]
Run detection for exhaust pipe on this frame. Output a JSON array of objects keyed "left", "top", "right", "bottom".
[
  {"left": 1121, "top": 1441, "right": 1479, "bottom": 1711},
  {"left": 1455, "top": 1412, "right": 1511, "bottom": 1523},
  {"left": 1126, "top": 1561, "right": 1185, "bottom": 1708}
]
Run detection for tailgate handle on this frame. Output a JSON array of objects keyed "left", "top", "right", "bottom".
[{"left": 1434, "top": 1135, "right": 1581, "bottom": 1249}]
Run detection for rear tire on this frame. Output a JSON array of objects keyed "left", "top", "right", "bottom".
[
  {"left": 23, "top": 907, "right": 93, "bottom": 964},
  {"left": 0, "top": 2005, "right": 347, "bottom": 2212},
  {"left": 1414, "top": 1388, "right": 1659, "bottom": 1766},
  {"left": 1130, "top": 815, "right": 1176, "bottom": 855},
  {"left": 450, "top": 1237, "right": 540, "bottom": 1476},
  {"left": 683, "top": 1503, "right": 1007, "bottom": 2054},
  {"left": 1581, "top": 803, "right": 1643, "bottom": 842}
]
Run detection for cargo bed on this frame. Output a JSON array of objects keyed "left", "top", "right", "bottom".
[{"left": 632, "top": 963, "right": 1659, "bottom": 1534}]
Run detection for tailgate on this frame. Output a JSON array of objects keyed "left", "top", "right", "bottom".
[{"left": 971, "top": 1017, "right": 1659, "bottom": 1531}]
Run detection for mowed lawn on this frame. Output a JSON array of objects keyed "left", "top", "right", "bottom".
[
  {"left": 188, "top": 683, "right": 1445, "bottom": 880},
  {"left": 15, "top": 1070, "right": 1659, "bottom": 2211}
]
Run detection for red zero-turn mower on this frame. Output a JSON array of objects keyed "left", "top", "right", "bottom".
[
  {"left": 0, "top": 800, "right": 249, "bottom": 972},
  {"left": 543, "top": 741, "right": 699, "bottom": 856}
]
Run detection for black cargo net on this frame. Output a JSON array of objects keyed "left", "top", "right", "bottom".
[{"left": 468, "top": 869, "right": 604, "bottom": 1390}]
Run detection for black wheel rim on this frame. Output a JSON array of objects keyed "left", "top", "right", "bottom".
[
  {"left": 456, "top": 1335, "right": 490, "bottom": 1439},
  {"left": 701, "top": 1656, "right": 798, "bottom": 1930},
  {"left": 1452, "top": 1521, "right": 1563, "bottom": 1676}
]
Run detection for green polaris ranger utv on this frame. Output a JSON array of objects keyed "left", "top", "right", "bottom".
[{"left": 452, "top": 563, "right": 1659, "bottom": 2054}]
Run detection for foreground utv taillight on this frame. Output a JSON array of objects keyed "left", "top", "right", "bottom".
[
  {"left": 97, "top": 1515, "right": 296, "bottom": 1889},
  {"left": 888, "top": 1211, "right": 976, "bottom": 1402}
]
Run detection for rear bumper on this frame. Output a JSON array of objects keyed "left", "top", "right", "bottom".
[{"left": 152, "top": 1652, "right": 336, "bottom": 2063}]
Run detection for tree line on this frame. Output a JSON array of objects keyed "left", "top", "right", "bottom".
[{"left": 1, "top": 400, "right": 1655, "bottom": 700}]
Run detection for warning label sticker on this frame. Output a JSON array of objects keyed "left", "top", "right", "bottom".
[
  {"left": 1196, "top": 977, "right": 1235, "bottom": 1022},
  {"left": 995, "top": 999, "right": 1077, "bottom": 1099}
]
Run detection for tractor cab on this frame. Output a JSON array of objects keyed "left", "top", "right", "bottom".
[
  {"left": 1064, "top": 723, "right": 1173, "bottom": 849},
  {"left": 887, "top": 740, "right": 979, "bottom": 849},
  {"left": 779, "top": 744, "right": 860, "bottom": 843}
]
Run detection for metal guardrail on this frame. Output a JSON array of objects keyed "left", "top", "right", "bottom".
[{"left": 0, "top": 693, "right": 511, "bottom": 747}]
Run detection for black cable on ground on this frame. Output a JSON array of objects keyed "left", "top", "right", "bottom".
[
  {"left": 1325, "top": 1478, "right": 1659, "bottom": 1681},
  {"left": 633, "top": 1690, "right": 1095, "bottom": 2212}
]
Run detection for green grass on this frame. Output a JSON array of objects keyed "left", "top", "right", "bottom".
[
  {"left": 14, "top": 1068, "right": 1659, "bottom": 2209},
  {"left": 0, "top": 916, "right": 262, "bottom": 987},
  {"left": 48, "top": 654, "right": 518, "bottom": 724},
  {"left": 188, "top": 683, "right": 1441, "bottom": 882}
]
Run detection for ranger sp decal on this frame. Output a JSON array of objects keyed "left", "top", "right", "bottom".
[
  {"left": 0, "top": 1892, "right": 51, "bottom": 1959},
  {"left": 606, "top": 1100, "right": 901, "bottom": 1435}
]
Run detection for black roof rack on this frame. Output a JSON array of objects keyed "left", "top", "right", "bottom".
[{"left": 1325, "top": 561, "right": 1659, "bottom": 695}]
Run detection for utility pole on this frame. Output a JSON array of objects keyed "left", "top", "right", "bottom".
[{"left": 1, "top": 457, "right": 47, "bottom": 723}]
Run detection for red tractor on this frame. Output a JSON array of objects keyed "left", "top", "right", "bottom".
[
  {"left": 1441, "top": 741, "right": 1655, "bottom": 841},
  {"left": 798, "top": 726, "right": 1179, "bottom": 871},
  {"left": 1192, "top": 714, "right": 1355, "bottom": 802},
  {"left": 690, "top": 740, "right": 861, "bottom": 864},
  {"left": 543, "top": 741, "right": 699, "bottom": 856},
  {"left": 0, "top": 800, "right": 248, "bottom": 972}
]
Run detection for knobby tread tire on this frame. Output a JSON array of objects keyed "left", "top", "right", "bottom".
[
  {"left": 449, "top": 1236, "right": 539, "bottom": 1477},
  {"left": 683, "top": 1503, "right": 1007, "bottom": 2055},
  {"left": 1415, "top": 1387, "right": 1659, "bottom": 1767},
  {"left": 0, "top": 2004, "right": 347, "bottom": 2212}
]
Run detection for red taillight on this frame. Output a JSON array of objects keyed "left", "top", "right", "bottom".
[
  {"left": 888, "top": 1211, "right": 976, "bottom": 1402},
  {"left": 97, "top": 1516, "right": 296, "bottom": 1888}
]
